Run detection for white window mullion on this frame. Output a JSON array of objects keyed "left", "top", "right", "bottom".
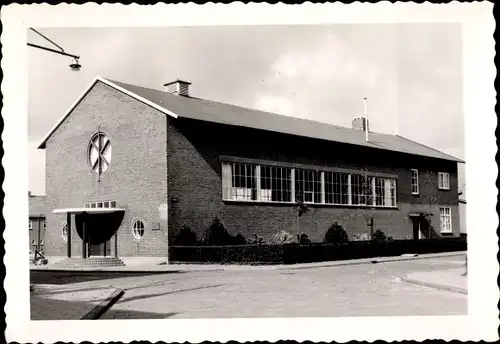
[
  {"left": 256, "top": 165, "right": 261, "bottom": 202},
  {"left": 395, "top": 180, "right": 398, "bottom": 206},
  {"left": 291, "top": 168, "right": 296, "bottom": 202},
  {"left": 347, "top": 174, "right": 352, "bottom": 205},
  {"left": 371, "top": 177, "right": 376, "bottom": 206},
  {"left": 320, "top": 171, "right": 325, "bottom": 204}
]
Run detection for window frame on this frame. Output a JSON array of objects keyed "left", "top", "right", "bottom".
[
  {"left": 260, "top": 164, "right": 293, "bottom": 203},
  {"left": 87, "top": 131, "right": 113, "bottom": 175},
  {"left": 61, "top": 223, "right": 68, "bottom": 242},
  {"left": 222, "top": 162, "right": 258, "bottom": 202},
  {"left": 29, "top": 220, "right": 33, "bottom": 230},
  {"left": 295, "top": 168, "right": 322, "bottom": 204},
  {"left": 439, "top": 207, "right": 452, "bottom": 233},
  {"left": 438, "top": 172, "right": 451, "bottom": 190},
  {"left": 324, "top": 171, "right": 350, "bottom": 205},
  {"left": 132, "top": 219, "right": 145, "bottom": 240},
  {"left": 411, "top": 169, "right": 419, "bottom": 195}
]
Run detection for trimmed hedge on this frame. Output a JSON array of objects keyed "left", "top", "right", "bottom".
[{"left": 170, "top": 237, "right": 466, "bottom": 264}]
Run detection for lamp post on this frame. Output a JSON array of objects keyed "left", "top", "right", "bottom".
[{"left": 27, "top": 28, "right": 81, "bottom": 71}]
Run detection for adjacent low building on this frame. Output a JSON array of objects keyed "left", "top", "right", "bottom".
[
  {"left": 37, "top": 77, "right": 464, "bottom": 265},
  {"left": 28, "top": 191, "right": 47, "bottom": 254},
  {"left": 459, "top": 186, "right": 467, "bottom": 236}
]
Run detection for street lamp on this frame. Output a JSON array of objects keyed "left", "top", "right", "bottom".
[{"left": 27, "top": 28, "right": 81, "bottom": 71}]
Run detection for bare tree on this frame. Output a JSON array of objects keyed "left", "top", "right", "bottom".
[
  {"left": 294, "top": 192, "right": 309, "bottom": 243},
  {"left": 359, "top": 167, "right": 375, "bottom": 239},
  {"left": 421, "top": 170, "right": 440, "bottom": 239}
]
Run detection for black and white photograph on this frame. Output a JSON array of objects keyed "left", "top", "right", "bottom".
[{"left": 2, "top": 3, "right": 497, "bottom": 343}]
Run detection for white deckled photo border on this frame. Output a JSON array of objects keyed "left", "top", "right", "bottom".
[{"left": 2, "top": 2, "right": 497, "bottom": 343}]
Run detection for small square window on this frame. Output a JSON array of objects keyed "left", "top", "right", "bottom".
[
  {"left": 97, "top": 202, "right": 103, "bottom": 208},
  {"left": 110, "top": 201, "right": 117, "bottom": 208}
]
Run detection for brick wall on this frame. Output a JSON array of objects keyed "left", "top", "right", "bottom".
[
  {"left": 167, "top": 118, "right": 460, "bottom": 243},
  {"left": 44, "top": 81, "right": 169, "bottom": 258}
]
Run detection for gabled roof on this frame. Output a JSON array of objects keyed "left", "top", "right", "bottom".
[
  {"left": 37, "top": 77, "right": 180, "bottom": 148},
  {"left": 38, "top": 77, "right": 464, "bottom": 163}
]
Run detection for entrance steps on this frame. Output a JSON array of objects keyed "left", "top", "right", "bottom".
[{"left": 52, "top": 257, "right": 126, "bottom": 268}]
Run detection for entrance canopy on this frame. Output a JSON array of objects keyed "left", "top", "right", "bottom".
[
  {"left": 53, "top": 207, "right": 125, "bottom": 214},
  {"left": 408, "top": 212, "right": 433, "bottom": 218}
]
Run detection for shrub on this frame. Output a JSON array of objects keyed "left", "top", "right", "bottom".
[
  {"left": 324, "top": 222, "right": 348, "bottom": 244},
  {"left": 204, "top": 217, "right": 232, "bottom": 245},
  {"left": 248, "top": 233, "right": 265, "bottom": 245},
  {"left": 173, "top": 225, "right": 199, "bottom": 246},
  {"left": 232, "top": 233, "right": 247, "bottom": 245},
  {"left": 270, "top": 230, "right": 295, "bottom": 244},
  {"left": 372, "top": 229, "right": 387, "bottom": 242},
  {"left": 351, "top": 232, "right": 371, "bottom": 241},
  {"left": 299, "top": 233, "right": 311, "bottom": 244}
]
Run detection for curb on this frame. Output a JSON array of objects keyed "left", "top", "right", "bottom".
[
  {"left": 31, "top": 251, "right": 466, "bottom": 273},
  {"left": 81, "top": 288, "right": 124, "bottom": 320},
  {"left": 278, "top": 251, "right": 466, "bottom": 271},
  {"left": 399, "top": 276, "right": 467, "bottom": 295},
  {"left": 30, "top": 267, "right": 188, "bottom": 274}
]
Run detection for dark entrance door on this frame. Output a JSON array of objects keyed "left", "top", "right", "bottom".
[
  {"left": 89, "top": 240, "right": 111, "bottom": 257},
  {"left": 411, "top": 215, "right": 424, "bottom": 240},
  {"left": 75, "top": 212, "right": 124, "bottom": 259}
]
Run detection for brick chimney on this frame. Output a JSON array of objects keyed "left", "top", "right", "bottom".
[
  {"left": 352, "top": 117, "right": 369, "bottom": 131},
  {"left": 163, "top": 79, "right": 191, "bottom": 97}
]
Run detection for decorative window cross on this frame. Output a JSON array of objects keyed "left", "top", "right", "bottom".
[{"left": 88, "top": 130, "right": 112, "bottom": 176}]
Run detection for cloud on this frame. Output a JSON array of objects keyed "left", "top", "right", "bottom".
[
  {"left": 28, "top": 141, "right": 46, "bottom": 195},
  {"left": 254, "top": 95, "right": 294, "bottom": 116},
  {"left": 253, "top": 32, "right": 390, "bottom": 128}
]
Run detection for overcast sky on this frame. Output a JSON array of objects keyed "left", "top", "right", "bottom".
[{"left": 28, "top": 24, "right": 465, "bottom": 195}]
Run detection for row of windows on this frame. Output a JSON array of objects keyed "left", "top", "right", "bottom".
[
  {"left": 222, "top": 162, "right": 398, "bottom": 207},
  {"left": 60, "top": 219, "right": 146, "bottom": 242},
  {"left": 411, "top": 169, "right": 451, "bottom": 195},
  {"left": 83, "top": 200, "right": 117, "bottom": 208}
]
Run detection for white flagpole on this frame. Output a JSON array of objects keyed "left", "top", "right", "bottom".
[{"left": 364, "top": 97, "right": 369, "bottom": 142}]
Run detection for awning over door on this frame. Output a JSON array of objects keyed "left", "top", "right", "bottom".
[
  {"left": 408, "top": 212, "right": 433, "bottom": 217},
  {"left": 53, "top": 208, "right": 125, "bottom": 214}
]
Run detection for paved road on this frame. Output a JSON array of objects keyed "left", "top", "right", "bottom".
[{"left": 32, "top": 256, "right": 466, "bottom": 319}]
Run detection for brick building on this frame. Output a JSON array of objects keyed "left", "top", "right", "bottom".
[
  {"left": 37, "top": 77, "right": 463, "bottom": 265},
  {"left": 28, "top": 192, "right": 47, "bottom": 254}
]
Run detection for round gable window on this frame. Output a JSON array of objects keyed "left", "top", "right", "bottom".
[
  {"left": 61, "top": 223, "right": 68, "bottom": 242},
  {"left": 88, "top": 132, "right": 112, "bottom": 174},
  {"left": 132, "top": 220, "right": 145, "bottom": 240}
]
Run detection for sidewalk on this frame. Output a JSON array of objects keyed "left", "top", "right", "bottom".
[
  {"left": 400, "top": 268, "right": 467, "bottom": 295},
  {"left": 31, "top": 251, "right": 466, "bottom": 273},
  {"left": 30, "top": 284, "right": 123, "bottom": 320}
]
